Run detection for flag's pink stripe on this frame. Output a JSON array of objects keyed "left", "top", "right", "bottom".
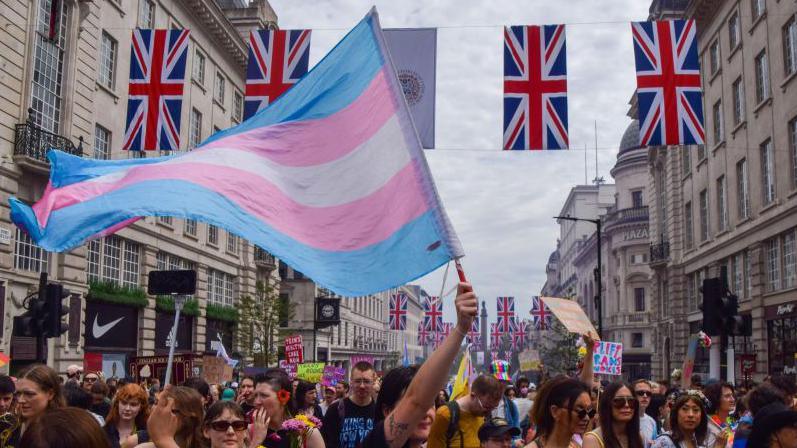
[
  {"left": 35, "top": 162, "right": 429, "bottom": 252},
  {"left": 202, "top": 68, "right": 397, "bottom": 167}
]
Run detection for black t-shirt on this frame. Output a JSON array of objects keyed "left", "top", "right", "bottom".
[
  {"left": 321, "top": 398, "right": 376, "bottom": 448},
  {"left": 358, "top": 420, "right": 412, "bottom": 448}
]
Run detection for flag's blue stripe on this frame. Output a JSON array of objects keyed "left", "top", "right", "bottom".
[
  {"left": 10, "top": 179, "right": 451, "bottom": 296},
  {"left": 49, "top": 151, "right": 170, "bottom": 187},
  {"left": 203, "top": 13, "right": 385, "bottom": 146}
]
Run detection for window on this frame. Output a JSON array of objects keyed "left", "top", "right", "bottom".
[
  {"left": 761, "top": 139, "right": 775, "bottom": 204},
  {"left": 737, "top": 158, "right": 750, "bottom": 219},
  {"left": 94, "top": 124, "right": 111, "bottom": 160},
  {"left": 138, "top": 0, "right": 154, "bottom": 28},
  {"left": 193, "top": 49, "right": 205, "bottom": 85},
  {"left": 709, "top": 40, "right": 720, "bottom": 75},
  {"left": 90, "top": 236, "right": 140, "bottom": 287},
  {"left": 233, "top": 91, "right": 243, "bottom": 123},
  {"left": 791, "top": 118, "right": 797, "bottom": 188},
  {"left": 30, "top": 0, "right": 69, "bottom": 134},
  {"left": 746, "top": 250, "right": 753, "bottom": 298},
  {"left": 208, "top": 270, "right": 236, "bottom": 306},
  {"left": 682, "top": 146, "right": 691, "bottom": 175},
  {"left": 14, "top": 228, "right": 49, "bottom": 272},
  {"left": 189, "top": 108, "right": 202, "bottom": 149},
  {"left": 685, "top": 201, "right": 694, "bottom": 248},
  {"left": 697, "top": 144, "right": 707, "bottom": 161},
  {"left": 634, "top": 288, "right": 645, "bottom": 312},
  {"left": 98, "top": 32, "right": 117, "bottom": 89},
  {"left": 785, "top": 230, "right": 797, "bottom": 289},
  {"left": 699, "top": 189, "right": 709, "bottom": 242},
  {"left": 755, "top": 50, "right": 770, "bottom": 104},
  {"left": 184, "top": 219, "right": 197, "bottom": 236},
  {"left": 631, "top": 190, "right": 644, "bottom": 208},
  {"left": 712, "top": 100, "right": 723, "bottom": 144},
  {"left": 630, "top": 254, "right": 648, "bottom": 265},
  {"left": 729, "top": 11, "right": 741, "bottom": 50},
  {"left": 215, "top": 72, "right": 225, "bottom": 104},
  {"left": 226, "top": 232, "right": 239, "bottom": 254},
  {"left": 752, "top": 0, "right": 765, "bottom": 21},
  {"left": 732, "top": 77, "right": 744, "bottom": 126},
  {"left": 717, "top": 176, "right": 728, "bottom": 232},
  {"left": 733, "top": 252, "right": 745, "bottom": 297},
  {"left": 158, "top": 216, "right": 173, "bottom": 226},
  {"left": 785, "top": 17, "right": 797, "bottom": 76},
  {"left": 632, "top": 333, "right": 643, "bottom": 348},
  {"left": 767, "top": 238, "right": 781, "bottom": 291},
  {"left": 208, "top": 224, "right": 219, "bottom": 245}
]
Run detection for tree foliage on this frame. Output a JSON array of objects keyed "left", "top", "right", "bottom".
[
  {"left": 237, "top": 280, "right": 295, "bottom": 367},
  {"left": 539, "top": 316, "right": 580, "bottom": 377}
]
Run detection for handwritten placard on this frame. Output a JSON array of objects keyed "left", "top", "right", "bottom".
[
  {"left": 297, "top": 362, "right": 325, "bottom": 382},
  {"left": 350, "top": 355, "right": 374, "bottom": 367},
  {"left": 519, "top": 349, "right": 541, "bottom": 371},
  {"left": 284, "top": 335, "right": 304, "bottom": 364},
  {"left": 279, "top": 360, "right": 297, "bottom": 379},
  {"left": 540, "top": 297, "right": 599, "bottom": 339},
  {"left": 593, "top": 341, "right": 623, "bottom": 375}
]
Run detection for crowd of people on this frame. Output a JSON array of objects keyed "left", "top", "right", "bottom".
[{"left": 0, "top": 283, "right": 795, "bottom": 448}]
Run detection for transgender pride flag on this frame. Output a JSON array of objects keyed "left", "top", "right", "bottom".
[{"left": 9, "top": 9, "right": 463, "bottom": 296}]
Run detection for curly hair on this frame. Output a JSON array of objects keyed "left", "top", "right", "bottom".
[
  {"left": 703, "top": 382, "right": 733, "bottom": 415},
  {"left": 104, "top": 383, "right": 150, "bottom": 431}
]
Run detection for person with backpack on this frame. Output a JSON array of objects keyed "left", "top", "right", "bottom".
[
  {"left": 321, "top": 361, "right": 378, "bottom": 448},
  {"left": 427, "top": 373, "right": 505, "bottom": 448}
]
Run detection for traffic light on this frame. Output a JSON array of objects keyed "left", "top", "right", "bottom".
[
  {"left": 12, "top": 296, "right": 46, "bottom": 337},
  {"left": 699, "top": 277, "right": 722, "bottom": 335},
  {"left": 719, "top": 290, "right": 744, "bottom": 336},
  {"left": 43, "top": 283, "right": 70, "bottom": 338}
]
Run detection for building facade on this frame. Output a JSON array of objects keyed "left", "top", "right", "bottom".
[
  {"left": 647, "top": 0, "right": 797, "bottom": 381},
  {"left": 0, "top": 0, "right": 280, "bottom": 375}
]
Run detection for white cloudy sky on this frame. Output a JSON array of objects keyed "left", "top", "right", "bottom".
[{"left": 269, "top": 0, "right": 651, "bottom": 322}]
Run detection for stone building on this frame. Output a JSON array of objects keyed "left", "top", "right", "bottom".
[
  {"left": 0, "top": 0, "right": 280, "bottom": 375},
  {"left": 647, "top": 0, "right": 797, "bottom": 381}
]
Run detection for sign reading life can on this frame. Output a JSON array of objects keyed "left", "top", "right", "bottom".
[{"left": 148, "top": 270, "right": 197, "bottom": 295}]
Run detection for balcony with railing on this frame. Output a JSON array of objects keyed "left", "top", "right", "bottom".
[
  {"left": 14, "top": 121, "right": 82, "bottom": 173},
  {"left": 650, "top": 240, "right": 670, "bottom": 265},
  {"left": 603, "top": 206, "right": 648, "bottom": 228},
  {"left": 253, "top": 246, "right": 277, "bottom": 270}
]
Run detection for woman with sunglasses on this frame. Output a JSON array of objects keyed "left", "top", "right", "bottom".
[
  {"left": 650, "top": 390, "right": 729, "bottom": 448},
  {"left": 583, "top": 382, "right": 643, "bottom": 448},
  {"left": 524, "top": 376, "right": 594, "bottom": 448}
]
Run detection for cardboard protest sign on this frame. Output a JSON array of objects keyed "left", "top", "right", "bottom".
[
  {"left": 540, "top": 297, "right": 599, "bottom": 339},
  {"left": 279, "top": 360, "right": 297, "bottom": 379},
  {"left": 297, "top": 362, "right": 325, "bottom": 382},
  {"left": 519, "top": 349, "right": 541, "bottom": 371},
  {"left": 203, "top": 355, "right": 234, "bottom": 384},
  {"left": 284, "top": 335, "right": 304, "bottom": 364},
  {"left": 593, "top": 342, "right": 622, "bottom": 375}
]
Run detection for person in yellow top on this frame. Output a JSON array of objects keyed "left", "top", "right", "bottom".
[{"left": 428, "top": 375, "right": 505, "bottom": 448}]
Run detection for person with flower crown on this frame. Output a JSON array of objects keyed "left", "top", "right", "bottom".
[{"left": 650, "top": 390, "right": 730, "bottom": 448}]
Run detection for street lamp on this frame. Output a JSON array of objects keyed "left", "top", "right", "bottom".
[{"left": 553, "top": 215, "right": 603, "bottom": 337}]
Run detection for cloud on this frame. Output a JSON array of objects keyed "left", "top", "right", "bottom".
[{"left": 268, "top": 0, "right": 650, "bottom": 320}]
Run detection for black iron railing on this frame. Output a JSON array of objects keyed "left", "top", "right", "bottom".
[
  {"left": 14, "top": 122, "right": 81, "bottom": 162},
  {"left": 254, "top": 247, "right": 276, "bottom": 266}
]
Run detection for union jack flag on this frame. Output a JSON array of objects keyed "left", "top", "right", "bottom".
[
  {"left": 490, "top": 322, "right": 503, "bottom": 348},
  {"left": 244, "top": 29, "right": 311, "bottom": 120},
  {"left": 423, "top": 296, "right": 444, "bottom": 333},
  {"left": 496, "top": 297, "right": 515, "bottom": 333},
  {"left": 417, "top": 320, "right": 430, "bottom": 346},
  {"left": 503, "top": 25, "right": 568, "bottom": 150},
  {"left": 632, "top": 20, "right": 704, "bottom": 146},
  {"left": 123, "top": 29, "right": 190, "bottom": 151},
  {"left": 530, "top": 296, "right": 553, "bottom": 330},
  {"left": 434, "top": 322, "right": 452, "bottom": 348},
  {"left": 467, "top": 314, "right": 481, "bottom": 348},
  {"left": 389, "top": 292, "right": 408, "bottom": 330},
  {"left": 511, "top": 319, "right": 529, "bottom": 349}
]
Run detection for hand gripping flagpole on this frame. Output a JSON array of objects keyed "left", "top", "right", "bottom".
[
  {"left": 455, "top": 259, "right": 467, "bottom": 283},
  {"left": 163, "top": 294, "right": 186, "bottom": 388}
]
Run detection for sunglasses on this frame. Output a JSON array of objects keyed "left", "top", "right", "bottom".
[
  {"left": 635, "top": 391, "right": 652, "bottom": 397},
  {"left": 574, "top": 408, "right": 597, "bottom": 420},
  {"left": 612, "top": 397, "right": 638, "bottom": 409},
  {"left": 209, "top": 420, "right": 248, "bottom": 432}
]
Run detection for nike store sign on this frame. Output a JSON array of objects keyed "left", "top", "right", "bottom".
[{"left": 84, "top": 301, "right": 139, "bottom": 350}]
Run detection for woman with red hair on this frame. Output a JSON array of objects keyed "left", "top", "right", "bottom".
[{"left": 103, "top": 384, "right": 150, "bottom": 448}]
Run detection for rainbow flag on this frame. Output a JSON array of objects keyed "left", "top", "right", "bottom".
[{"left": 9, "top": 9, "right": 462, "bottom": 296}]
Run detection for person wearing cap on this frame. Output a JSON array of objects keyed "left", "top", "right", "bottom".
[
  {"left": 319, "top": 386, "right": 336, "bottom": 416},
  {"left": 747, "top": 402, "right": 797, "bottom": 448},
  {"left": 489, "top": 361, "right": 521, "bottom": 445},
  {"left": 220, "top": 388, "right": 235, "bottom": 402},
  {"left": 479, "top": 417, "right": 521, "bottom": 447}
]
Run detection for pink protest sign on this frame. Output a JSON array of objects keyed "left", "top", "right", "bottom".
[
  {"left": 350, "top": 355, "right": 374, "bottom": 367},
  {"left": 592, "top": 341, "right": 623, "bottom": 375}
]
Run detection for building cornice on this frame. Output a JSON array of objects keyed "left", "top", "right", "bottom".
[{"left": 181, "top": 0, "right": 249, "bottom": 69}]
